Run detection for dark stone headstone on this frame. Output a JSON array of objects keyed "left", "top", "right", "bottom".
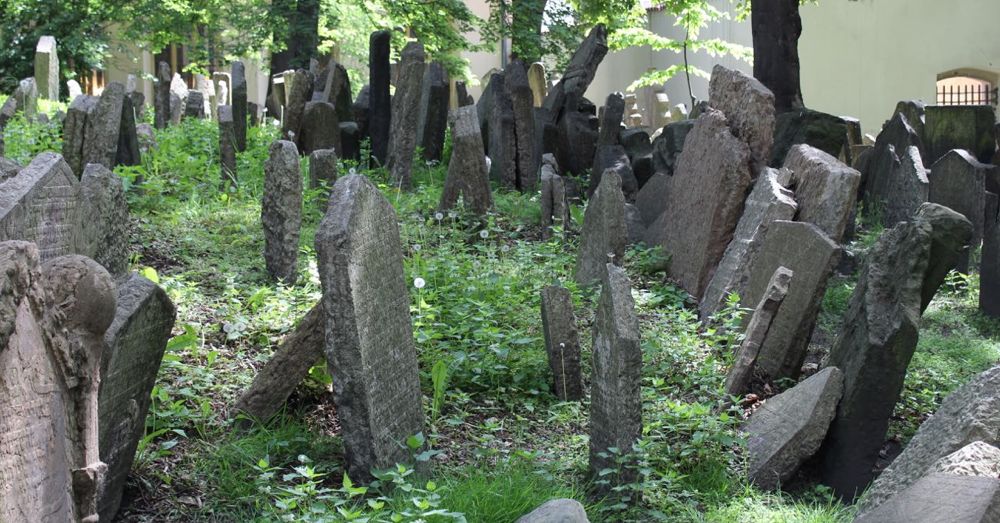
[
  {"left": 369, "top": 31, "right": 392, "bottom": 167},
  {"left": 262, "top": 140, "right": 302, "bottom": 284},
  {"left": 352, "top": 85, "right": 370, "bottom": 142},
  {"left": 924, "top": 105, "right": 995, "bottom": 165},
  {"left": 315, "top": 174, "right": 426, "bottom": 481},
  {"left": 232, "top": 61, "right": 248, "bottom": 152},
  {"left": 505, "top": 60, "right": 538, "bottom": 191},
  {"left": 929, "top": 149, "right": 989, "bottom": 271},
  {"left": 439, "top": 106, "right": 492, "bottom": 215},
  {"left": 770, "top": 108, "right": 849, "bottom": 168},
  {"left": 574, "top": 170, "right": 626, "bottom": 287},
  {"left": 597, "top": 92, "right": 624, "bottom": 147},
  {"left": 339, "top": 121, "right": 361, "bottom": 161},
  {"left": 63, "top": 94, "right": 98, "bottom": 177},
  {"left": 861, "top": 112, "right": 924, "bottom": 220},
  {"left": 540, "top": 154, "right": 569, "bottom": 239},
  {"left": 982, "top": 192, "right": 1000, "bottom": 318},
  {"left": 387, "top": 43, "right": 425, "bottom": 189},
  {"left": 651, "top": 119, "right": 694, "bottom": 175},
  {"left": 154, "top": 63, "right": 171, "bottom": 130},
  {"left": 184, "top": 90, "right": 205, "bottom": 119},
  {"left": 416, "top": 62, "right": 449, "bottom": 163},
  {"left": 218, "top": 105, "right": 237, "bottom": 188},
  {"left": 479, "top": 72, "right": 517, "bottom": 189},
  {"left": 455, "top": 81, "right": 474, "bottom": 106},
  {"left": 590, "top": 145, "right": 636, "bottom": 200},
  {"left": 308, "top": 148, "right": 338, "bottom": 193},
  {"left": 893, "top": 100, "right": 926, "bottom": 142},
  {"left": 83, "top": 82, "right": 126, "bottom": 171},
  {"left": 116, "top": 94, "right": 141, "bottom": 168},
  {"left": 300, "top": 101, "right": 340, "bottom": 156},
  {"left": 281, "top": 70, "right": 310, "bottom": 146},
  {"left": 540, "top": 285, "right": 583, "bottom": 401}
]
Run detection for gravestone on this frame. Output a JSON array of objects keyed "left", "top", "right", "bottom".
[
  {"left": 708, "top": 65, "right": 775, "bottom": 175},
  {"left": 232, "top": 61, "right": 248, "bottom": 152},
  {"left": 635, "top": 172, "right": 669, "bottom": 226},
  {"left": 79, "top": 163, "right": 128, "bottom": 275},
  {"left": 857, "top": 475, "right": 1000, "bottom": 523},
  {"left": 745, "top": 366, "right": 843, "bottom": 489},
  {"left": 540, "top": 154, "right": 570, "bottom": 239},
  {"left": 369, "top": 31, "right": 392, "bottom": 167},
  {"left": 743, "top": 221, "right": 839, "bottom": 381},
  {"left": 416, "top": 62, "right": 449, "bottom": 162},
  {"left": 588, "top": 263, "right": 642, "bottom": 493},
  {"left": 590, "top": 145, "right": 636, "bottom": 200},
  {"left": 16, "top": 78, "right": 38, "bottom": 120},
  {"left": 0, "top": 158, "right": 20, "bottom": 182},
  {"left": 478, "top": 72, "right": 517, "bottom": 189},
  {"left": 154, "top": 62, "right": 171, "bottom": 130},
  {"left": 169, "top": 73, "right": 188, "bottom": 125},
  {"left": 928, "top": 149, "right": 988, "bottom": 271},
  {"left": 820, "top": 203, "right": 972, "bottom": 501},
  {"left": 184, "top": 90, "right": 205, "bottom": 118},
  {"left": 540, "top": 285, "right": 584, "bottom": 401},
  {"left": 116, "top": 92, "right": 142, "bottom": 169},
  {"left": 893, "top": 100, "right": 926, "bottom": 142},
  {"left": 353, "top": 85, "right": 370, "bottom": 140},
  {"left": 233, "top": 303, "right": 324, "bottom": 423},
  {"left": 83, "top": 82, "right": 126, "bottom": 171},
  {"left": 505, "top": 60, "right": 538, "bottom": 191},
  {"left": 454, "top": 81, "right": 474, "bottom": 106},
  {"left": 882, "top": 145, "right": 929, "bottom": 226},
  {"left": 387, "top": 42, "right": 425, "bottom": 189},
  {"left": 97, "top": 273, "right": 176, "bottom": 522},
  {"left": 315, "top": 174, "right": 426, "bottom": 481},
  {"left": 724, "top": 266, "right": 792, "bottom": 396},
  {"left": 857, "top": 364, "right": 1000, "bottom": 515},
  {"left": 770, "top": 108, "right": 849, "bottom": 168},
  {"left": 527, "top": 62, "right": 546, "bottom": 107},
  {"left": 700, "top": 168, "right": 796, "bottom": 319},
  {"left": 982, "top": 193, "right": 1000, "bottom": 318},
  {"left": 923, "top": 105, "right": 996, "bottom": 165},
  {"left": 218, "top": 105, "right": 237, "bottom": 188},
  {"left": 862, "top": 113, "right": 924, "bottom": 219},
  {"left": 597, "top": 92, "right": 624, "bottom": 148},
  {"left": 0, "top": 153, "right": 81, "bottom": 261},
  {"left": 574, "top": 170, "right": 626, "bottom": 287},
  {"left": 34, "top": 36, "right": 59, "bottom": 100},
  {"left": 783, "top": 144, "right": 860, "bottom": 243},
  {"left": 439, "top": 106, "right": 492, "bottom": 215},
  {"left": 339, "top": 122, "right": 361, "bottom": 161},
  {"left": 67, "top": 79, "right": 83, "bottom": 101},
  {"left": 517, "top": 499, "right": 590, "bottom": 523},
  {"left": 126, "top": 89, "right": 145, "bottom": 121},
  {"left": 62, "top": 94, "right": 98, "bottom": 176},
  {"left": 842, "top": 116, "right": 862, "bottom": 146},
  {"left": 309, "top": 148, "right": 338, "bottom": 192},
  {"left": 300, "top": 101, "right": 340, "bottom": 156},
  {"left": 644, "top": 109, "right": 752, "bottom": 298},
  {"left": 262, "top": 140, "right": 302, "bottom": 284},
  {"left": 281, "top": 69, "right": 310, "bottom": 145}
]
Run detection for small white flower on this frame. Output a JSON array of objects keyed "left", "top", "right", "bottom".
[
  {"left": 479, "top": 230, "right": 489, "bottom": 239},
  {"left": 448, "top": 212, "right": 457, "bottom": 219},
  {"left": 413, "top": 244, "right": 422, "bottom": 252},
  {"left": 434, "top": 212, "right": 444, "bottom": 221},
  {"left": 501, "top": 244, "right": 510, "bottom": 252},
  {"left": 349, "top": 167, "right": 357, "bottom": 176},
  {"left": 414, "top": 277, "right": 426, "bottom": 289}
]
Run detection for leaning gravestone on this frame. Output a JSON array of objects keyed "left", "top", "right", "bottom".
[
  {"left": 724, "top": 266, "right": 793, "bottom": 396},
  {"left": 857, "top": 364, "right": 1000, "bottom": 516},
  {"left": 708, "top": 65, "right": 775, "bottom": 175},
  {"left": 387, "top": 42, "right": 426, "bottom": 189},
  {"left": 83, "top": 82, "right": 126, "bottom": 171},
  {"left": 589, "top": 263, "right": 642, "bottom": 494},
  {"left": 770, "top": 108, "right": 849, "bottom": 168},
  {"left": 574, "top": 170, "right": 626, "bottom": 287},
  {"left": 309, "top": 148, "right": 338, "bottom": 192},
  {"left": 300, "top": 101, "right": 340, "bottom": 156},
  {"left": 15, "top": 77, "right": 38, "bottom": 121},
  {"left": 97, "top": 273, "right": 176, "bottom": 522},
  {"left": 79, "top": 163, "right": 129, "bottom": 275},
  {"left": 505, "top": 59, "right": 538, "bottom": 191},
  {"left": 116, "top": 91, "right": 142, "bottom": 169},
  {"left": 439, "top": 106, "right": 492, "bottom": 215},
  {"left": 590, "top": 145, "right": 636, "bottom": 200},
  {"left": 783, "top": 144, "right": 860, "bottom": 243},
  {"left": 650, "top": 119, "right": 694, "bottom": 176},
  {"left": 983, "top": 193, "right": 1000, "bottom": 318},
  {"left": 644, "top": 108, "right": 752, "bottom": 298},
  {"left": 154, "top": 62, "right": 171, "bottom": 130},
  {"left": 820, "top": 203, "right": 972, "bottom": 501},
  {"left": 478, "top": 71, "right": 517, "bottom": 189},
  {"left": 540, "top": 154, "right": 570, "bottom": 239},
  {"left": 416, "top": 62, "right": 449, "bottom": 163},
  {"left": 540, "top": 285, "right": 584, "bottom": 401},
  {"left": 861, "top": 112, "right": 923, "bottom": 220},
  {"left": 0, "top": 153, "right": 81, "bottom": 262},
  {"left": 232, "top": 61, "right": 248, "bottom": 152},
  {"left": 315, "top": 174, "right": 426, "bottom": 480},
  {"left": 262, "top": 141, "right": 302, "bottom": 284},
  {"left": 743, "top": 221, "right": 839, "bottom": 382},
  {"left": 218, "top": 105, "right": 237, "bottom": 188},
  {"left": 369, "top": 31, "right": 391, "bottom": 167},
  {"left": 929, "top": 149, "right": 988, "bottom": 271},
  {"left": 62, "top": 94, "right": 99, "bottom": 176},
  {"left": 745, "top": 366, "right": 843, "bottom": 490},
  {"left": 700, "top": 168, "right": 796, "bottom": 320},
  {"left": 281, "top": 70, "right": 310, "bottom": 145},
  {"left": 34, "top": 36, "right": 59, "bottom": 100}
]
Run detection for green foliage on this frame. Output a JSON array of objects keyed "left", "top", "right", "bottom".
[{"left": 0, "top": 111, "right": 64, "bottom": 165}]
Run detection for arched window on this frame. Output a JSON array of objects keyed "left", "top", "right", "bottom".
[{"left": 936, "top": 70, "right": 997, "bottom": 106}]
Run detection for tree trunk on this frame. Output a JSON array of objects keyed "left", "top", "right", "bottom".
[
  {"left": 751, "top": 0, "right": 803, "bottom": 112},
  {"left": 511, "top": 0, "right": 547, "bottom": 64}
]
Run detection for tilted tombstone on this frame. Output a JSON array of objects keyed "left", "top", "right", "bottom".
[
  {"left": 62, "top": 94, "right": 99, "bottom": 176},
  {"left": 340, "top": 121, "right": 361, "bottom": 161},
  {"left": 218, "top": 105, "right": 237, "bottom": 188},
  {"left": 861, "top": 112, "right": 923, "bottom": 219},
  {"left": 281, "top": 69, "right": 310, "bottom": 145},
  {"left": 83, "top": 82, "right": 126, "bottom": 171},
  {"left": 650, "top": 119, "right": 694, "bottom": 176},
  {"left": 842, "top": 116, "right": 862, "bottom": 147},
  {"left": 982, "top": 193, "right": 1000, "bottom": 318},
  {"left": 590, "top": 145, "right": 636, "bottom": 201},
  {"left": 416, "top": 62, "right": 450, "bottom": 163},
  {"left": 770, "top": 108, "right": 849, "bottom": 168},
  {"left": 0, "top": 153, "right": 81, "bottom": 261},
  {"left": 540, "top": 154, "right": 570, "bottom": 239},
  {"left": 231, "top": 61, "right": 248, "bottom": 152},
  {"left": 741, "top": 221, "right": 839, "bottom": 382},
  {"left": 315, "top": 174, "right": 426, "bottom": 481},
  {"left": 309, "top": 148, "right": 338, "bottom": 193},
  {"left": 387, "top": 42, "right": 426, "bottom": 189},
  {"left": 79, "top": 163, "right": 129, "bottom": 275},
  {"left": 724, "top": 266, "right": 793, "bottom": 395},
  {"left": 708, "top": 65, "right": 775, "bottom": 175},
  {"left": 505, "top": 60, "right": 538, "bottom": 191},
  {"left": 783, "top": 144, "right": 860, "bottom": 244},
  {"left": 184, "top": 89, "right": 206, "bottom": 120},
  {"left": 644, "top": 109, "right": 752, "bottom": 298},
  {"left": 478, "top": 71, "right": 517, "bottom": 189},
  {"left": 16, "top": 77, "right": 38, "bottom": 121},
  {"left": 883, "top": 145, "right": 930, "bottom": 226},
  {"left": 588, "top": 263, "right": 642, "bottom": 494},
  {"left": 0, "top": 243, "right": 116, "bottom": 522},
  {"left": 820, "top": 203, "right": 972, "bottom": 501},
  {"left": 700, "top": 168, "right": 797, "bottom": 320},
  {"left": 893, "top": 100, "right": 926, "bottom": 143},
  {"left": 154, "top": 62, "right": 171, "bottom": 130},
  {"left": 34, "top": 36, "right": 59, "bottom": 100},
  {"left": 597, "top": 92, "right": 625, "bottom": 148},
  {"left": 369, "top": 31, "right": 392, "bottom": 167},
  {"left": 923, "top": 105, "right": 996, "bottom": 165},
  {"left": 928, "top": 149, "right": 988, "bottom": 271},
  {"left": 262, "top": 140, "right": 303, "bottom": 284},
  {"left": 116, "top": 92, "right": 142, "bottom": 168},
  {"left": 300, "top": 101, "right": 341, "bottom": 156},
  {"left": 97, "top": 273, "right": 176, "bottom": 522},
  {"left": 541, "top": 285, "right": 584, "bottom": 401},
  {"left": 439, "top": 105, "right": 492, "bottom": 215},
  {"left": 574, "top": 170, "right": 626, "bottom": 287}
]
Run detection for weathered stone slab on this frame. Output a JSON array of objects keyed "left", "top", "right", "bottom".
[
  {"left": 771, "top": 108, "right": 849, "bottom": 168},
  {"left": 527, "top": 62, "right": 546, "bottom": 108},
  {"left": 281, "top": 69, "right": 310, "bottom": 146},
  {"left": 0, "top": 153, "right": 81, "bottom": 262},
  {"left": 745, "top": 366, "right": 843, "bottom": 489},
  {"left": 783, "top": 144, "right": 860, "bottom": 243},
  {"left": 67, "top": 79, "right": 83, "bottom": 101},
  {"left": 861, "top": 112, "right": 923, "bottom": 220},
  {"left": 597, "top": 92, "right": 624, "bottom": 148},
  {"left": 931, "top": 441, "right": 1000, "bottom": 477},
  {"left": 16, "top": 77, "right": 38, "bottom": 120},
  {"left": 542, "top": 24, "right": 608, "bottom": 118},
  {"left": 97, "top": 273, "right": 175, "bottom": 522},
  {"left": 300, "top": 101, "right": 340, "bottom": 156},
  {"left": 439, "top": 106, "right": 492, "bottom": 215},
  {"left": 339, "top": 122, "right": 360, "bottom": 161},
  {"left": 369, "top": 31, "right": 391, "bottom": 167},
  {"left": 79, "top": 163, "right": 128, "bottom": 275},
  {"left": 83, "top": 82, "right": 126, "bottom": 171},
  {"left": 983, "top": 193, "right": 1000, "bottom": 318},
  {"left": 924, "top": 105, "right": 996, "bottom": 165},
  {"left": 589, "top": 263, "right": 641, "bottom": 493},
  {"left": 700, "top": 168, "right": 797, "bottom": 320},
  {"left": 540, "top": 155, "right": 569, "bottom": 239},
  {"left": 635, "top": 172, "right": 669, "bottom": 226},
  {"left": 184, "top": 90, "right": 205, "bottom": 118},
  {"left": 892, "top": 100, "right": 925, "bottom": 142},
  {"left": 590, "top": 145, "right": 636, "bottom": 200},
  {"left": 154, "top": 62, "right": 171, "bottom": 130},
  {"left": 233, "top": 302, "right": 324, "bottom": 423},
  {"left": 62, "top": 94, "right": 98, "bottom": 177},
  {"left": 416, "top": 62, "right": 449, "bottom": 163},
  {"left": 516, "top": 498, "right": 590, "bottom": 523},
  {"left": 821, "top": 203, "right": 972, "bottom": 501},
  {"left": 856, "top": 474, "right": 1000, "bottom": 523},
  {"left": 232, "top": 61, "right": 248, "bottom": 152},
  {"left": 0, "top": 158, "right": 21, "bottom": 182},
  {"left": 315, "top": 174, "right": 426, "bottom": 480},
  {"left": 34, "top": 36, "right": 59, "bottom": 100},
  {"left": 506, "top": 60, "right": 538, "bottom": 191},
  {"left": 479, "top": 72, "right": 518, "bottom": 189},
  {"left": 929, "top": 149, "right": 988, "bottom": 270},
  {"left": 219, "top": 105, "right": 237, "bottom": 188},
  {"left": 309, "top": 148, "right": 338, "bottom": 193},
  {"left": 858, "top": 364, "right": 1000, "bottom": 514},
  {"left": 116, "top": 93, "right": 142, "bottom": 169},
  {"left": 387, "top": 43, "right": 425, "bottom": 189},
  {"left": 541, "top": 285, "right": 583, "bottom": 401},
  {"left": 883, "top": 145, "right": 930, "bottom": 226},
  {"left": 644, "top": 109, "right": 752, "bottom": 298},
  {"left": 574, "top": 170, "right": 626, "bottom": 287},
  {"left": 262, "top": 140, "right": 302, "bottom": 284},
  {"left": 724, "top": 266, "right": 792, "bottom": 395},
  {"left": 169, "top": 73, "right": 188, "bottom": 125},
  {"left": 709, "top": 65, "right": 775, "bottom": 174},
  {"left": 744, "top": 221, "right": 839, "bottom": 381}
]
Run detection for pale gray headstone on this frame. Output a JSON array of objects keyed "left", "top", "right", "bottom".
[
  {"left": 387, "top": 43, "right": 426, "bottom": 189},
  {"left": 574, "top": 170, "right": 626, "bottom": 287},
  {"left": 34, "top": 36, "right": 59, "bottom": 100},
  {"left": 541, "top": 285, "right": 583, "bottom": 401},
  {"left": 262, "top": 140, "right": 302, "bottom": 284},
  {"left": 0, "top": 153, "right": 81, "bottom": 261},
  {"left": 708, "top": 65, "right": 775, "bottom": 174}
]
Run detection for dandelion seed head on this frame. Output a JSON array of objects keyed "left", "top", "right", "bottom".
[
  {"left": 479, "top": 230, "right": 489, "bottom": 239},
  {"left": 414, "top": 277, "right": 426, "bottom": 289}
]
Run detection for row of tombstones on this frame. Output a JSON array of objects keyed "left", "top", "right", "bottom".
[{"left": 0, "top": 152, "right": 177, "bottom": 521}]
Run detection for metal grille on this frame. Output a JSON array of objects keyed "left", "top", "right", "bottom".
[{"left": 936, "top": 83, "right": 998, "bottom": 106}]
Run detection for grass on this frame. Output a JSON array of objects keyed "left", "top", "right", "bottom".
[{"left": 3, "top": 111, "right": 997, "bottom": 522}]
